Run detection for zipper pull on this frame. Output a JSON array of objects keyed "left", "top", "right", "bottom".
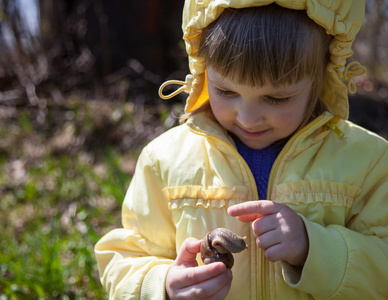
[{"left": 326, "top": 122, "right": 345, "bottom": 139}]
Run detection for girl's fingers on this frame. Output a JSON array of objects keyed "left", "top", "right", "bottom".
[
  {"left": 173, "top": 262, "right": 227, "bottom": 288},
  {"left": 228, "top": 200, "right": 280, "bottom": 221},
  {"left": 261, "top": 242, "right": 285, "bottom": 262},
  {"left": 208, "top": 273, "right": 233, "bottom": 300},
  {"left": 199, "top": 270, "right": 233, "bottom": 300},
  {"left": 252, "top": 214, "right": 278, "bottom": 236},
  {"left": 175, "top": 237, "right": 202, "bottom": 266},
  {"left": 255, "top": 227, "right": 281, "bottom": 250},
  {"left": 177, "top": 268, "right": 232, "bottom": 299},
  {"left": 167, "top": 238, "right": 234, "bottom": 299},
  {"left": 233, "top": 213, "right": 259, "bottom": 223}
]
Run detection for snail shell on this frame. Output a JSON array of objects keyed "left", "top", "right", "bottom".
[{"left": 200, "top": 228, "right": 248, "bottom": 269}]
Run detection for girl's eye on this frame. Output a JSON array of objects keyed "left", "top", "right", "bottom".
[
  {"left": 216, "top": 88, "right": 237, "bottom": 97},
  {"left": 265, "top": 96, "right": 290, "bottom": 104}
]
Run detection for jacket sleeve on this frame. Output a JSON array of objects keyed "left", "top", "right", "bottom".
[
  {"left": 94, "top": 146, "right": 176, "bottom": 299},
  {"left": 282, "top": 148, "right": 388, "bottom": 299}
]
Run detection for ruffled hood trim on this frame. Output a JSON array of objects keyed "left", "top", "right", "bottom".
[{"left": 159, "top": 0, "right": 367, "bottom": 121}]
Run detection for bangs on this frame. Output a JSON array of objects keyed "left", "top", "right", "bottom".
[{"left": 198, "top": 5, "right": 331, "bottom": 87}]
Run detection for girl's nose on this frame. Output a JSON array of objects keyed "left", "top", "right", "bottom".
[{"left": 236, "top": 102, "right": 264, "bottom": 128}]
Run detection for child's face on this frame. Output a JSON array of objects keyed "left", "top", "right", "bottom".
[{"left": 207, "top": 67, "right": 312, "bottom": 149}]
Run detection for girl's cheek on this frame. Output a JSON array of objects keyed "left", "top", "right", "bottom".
[
  {"left": 281, "top": 103, "right": 304, "bottom": 120},
  {"left": 273, "top": 109, "right": 292, "bottom": 122}
]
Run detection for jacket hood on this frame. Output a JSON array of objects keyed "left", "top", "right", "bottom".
[{"left": 159, "top": 0, "right": 366, "bottom": 120}]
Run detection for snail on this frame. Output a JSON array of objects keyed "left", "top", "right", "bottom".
[{"left": 200, "top": 228, "right": 248, "bottom": 269}]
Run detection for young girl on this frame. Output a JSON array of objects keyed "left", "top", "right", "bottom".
[{"left": 95, "top": 1, "right": 388, "bottom": 299}]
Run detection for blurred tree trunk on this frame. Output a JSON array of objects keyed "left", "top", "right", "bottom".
[
  {"left": 354, "top": 0, "right": 388, "bottom": 83},
  {"left": 0, "top": 0, "right": 185, "bottom": 103},
  {"left": 0, "top": 0, "right": 47, "bottom": 104},
  {"left": 39, "top": 0, "right": 64, "bottom": 50},
  {"left": 368, "top": 1, "right": 385, "bottom": 79},
  {"left": 82, "top": 0, "right": 184, "bottom": 76}
]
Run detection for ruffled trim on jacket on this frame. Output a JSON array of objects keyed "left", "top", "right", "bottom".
[
  {"left": 271, "top": 179, "right": 361, "bottom": 207},
  {"left": 164, "top": 185, "right": 249, "bottom": 209}
]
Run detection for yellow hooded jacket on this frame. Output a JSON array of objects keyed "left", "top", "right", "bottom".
[{"left": 95, "top": 1, "right": 388, "bottom": 299}]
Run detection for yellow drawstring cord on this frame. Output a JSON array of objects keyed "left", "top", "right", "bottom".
[
  {"left": 158, "top": 74, "right": 194, "bottom": 100},
  {"left": 344, "top": 61, "right": 367, "bottom": 94}
]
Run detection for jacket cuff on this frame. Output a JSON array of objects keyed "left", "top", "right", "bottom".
[
  {"left": 141, "top": 264, "right": 171, "bottom": 300},
  {"left": 282, "top": 215, "right": 348, "bottom": 298}
]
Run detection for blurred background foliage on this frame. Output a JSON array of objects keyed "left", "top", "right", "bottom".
[{"left": 0, "top": 0, "right": 387, "bottom": 299}]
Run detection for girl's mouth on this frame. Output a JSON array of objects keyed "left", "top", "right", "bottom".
[{"left": 238, "top": 127, "right": 269, "bottom": 139}]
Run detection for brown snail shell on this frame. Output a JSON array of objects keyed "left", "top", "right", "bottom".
[{"left": 200, "top": 228, "right": 248, "bottom": 269}]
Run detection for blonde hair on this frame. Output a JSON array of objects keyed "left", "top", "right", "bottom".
[{"left": 192, "top": 4, "right": 332, "bottom": 126}]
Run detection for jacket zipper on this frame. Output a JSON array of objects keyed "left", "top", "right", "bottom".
[
  {"left": 263, "top": 114, "right": 334, "bottom": 298},
  {"left": 214, "top": 137, "right": 263, "bottom": 300},
  {"left": 189, "top": 129, "right": 261, "bottom": 299}
]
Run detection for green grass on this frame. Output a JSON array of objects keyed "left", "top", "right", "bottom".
[
  {"left": 0, "top": 98, "right": 174, "bottom": 299},
  {"left": 0, "top": 152, "right": 126, "bottom": 299}
]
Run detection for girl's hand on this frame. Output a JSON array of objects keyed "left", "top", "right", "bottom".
[
  {"left": 228, "top": 201, "right": 309, "bottom": 266},
  {"left": 166, "top": 237, "right": 233, "bottom": 300}
]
